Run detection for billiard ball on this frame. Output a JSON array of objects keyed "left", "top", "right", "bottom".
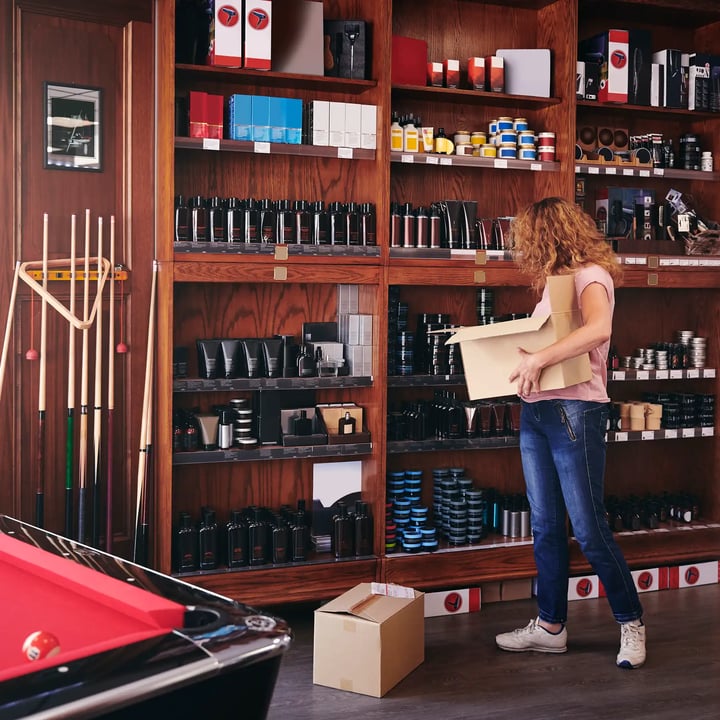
[{"left": 22, "top": 631, "right": 61, "bottom": 662}]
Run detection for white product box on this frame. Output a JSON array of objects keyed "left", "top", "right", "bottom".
[
  {"left": 347, "top": 314, "right": 373, "bottom": 346},
  {"left": 344, "top": 102, "right": 362, "bottom": 149},
  {"left": 310, "top": 100, "right": 329, "bottom": 146},
  {"left": 361, "top": 104, "right": 377, "bottom": 150},
  {"left": 337, "top": 284, "right": 359, "bottom": 314},
  {"left": 631, "top": 568, "right": 661, "bottom": 593},
  {"left": 567, "top": 574, "right": 603, "bottom": 601},
  {"left": 328, "top": 101, "right": 346, "bottom": 147},
  {"left": 424, "top": 588, "right": 481, "bottom": 617},
  {"left": 244, "top": 0, "right": 272, "bottom": 70},
  {"left": 650, "top": 63, "right": 664, "bottom": 107},
  {"left": 208, "top": 3, "right": 243, "bottom": 67}
]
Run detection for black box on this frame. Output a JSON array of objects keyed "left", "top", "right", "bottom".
[
  {"left": 628, "top": 30, "right": 652, "bottom": 106},
  {"left": 280, "top": 407, "right": 327, "bottom": 446},
  {"left": 584, "top": 60, "right": 601, "bottom": 101},
  {"left": 254, "top": 389, "right": 316, "bottom": 445},
  {"left": 653, "top": 49, "right": 683, "bottom": 108},
  {"left": 323, "top": 20, "right": 370, "bottom": 80}
]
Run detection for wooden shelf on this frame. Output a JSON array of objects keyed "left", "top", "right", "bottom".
[
  {"left": 172, "top": 442, "right": 373, "bottom": 465},
  {"left": 176, "top": 63, "right": 377, "bottom": 94},
  {"left": 609, "top": 368, "right": 716, "bottom": 382},
  {"left": 173, "top": 241, "right": 381, "bottom": 259},
  {"left": 176, "top": 136, "right": 376, "bottom": 161},
  {"left": 575, "top": 162, "right": 720, "bottom": 181},
  {"left": 174, "top": 376, "right": 373, "bottom": 393},
  {"left": 392, "top": 84, "right": 562, "bottom": 108},
  {"left": 392, "top": 150, "right": 560, "bottom": 172},
  {"left": 577, "top": 99, "right": 720, "bottom": 119}
]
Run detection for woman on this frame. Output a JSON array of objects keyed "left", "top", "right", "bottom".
[{"left": 494, "top": 197, "right": 645, "bottom": 669}]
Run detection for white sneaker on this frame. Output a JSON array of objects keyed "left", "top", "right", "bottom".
[
  {"left": 496, "top": 617, "right": 568, "bottom": 653},
  {"left": 616, "top": 620, "right": 646, "bottom": 668}
]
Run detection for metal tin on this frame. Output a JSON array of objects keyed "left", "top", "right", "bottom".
[
  {"left": 537, "top": 131, "right": 556, "bottom": 146},
  {"left": 497, "top": 116, "right": 513, "bottom": 131},
  {"left": 498, "top": 129, "right": 517, "bottom": 145},
  {"left": 453, "top": 131, "right": 471, "bottom": 144},
  {"left": 488, "top": 119, "right": 498, "bottom": 135},
  {"left": 456, "top": 143, "right": 474, "bottom": 156},
  {"left": 517, "top": 130, "right": 536, "bottom": 146},
  {"left": 498, "top": 143, "right": 517, "bottom": 159},
  {"left": 519, "top": 147, "right": 537, "bottom": 160},
  {"left": 537, "top": 145, "right": 556, "bottom": 162},
  {"left": 480, "top": 144, "right": 497, "bottom": 158},
  {"left": 470, "top": 131, "right": 487, "bottom": 146},
  {"left": 513, "top": 117, "right": 528, "bottom": 131}
]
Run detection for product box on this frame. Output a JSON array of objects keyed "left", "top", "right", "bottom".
[
  {"left": 268, "top": 96, "right": 286, "bottom": 143},
  {"left": 206, "top": 93, "right": 224, "bottom": 139},
  {"left": 501, "top": 578, "right": 533, "bottom": 601},
  {"left": 485, "top": 55, "right": 504, "bottom": 92},
  {"left": 188, "top": 91, "right": 208, "bottom": 138},
  {"left": 271, "top": 0, "right": 323, "bottom": 76},
  {"left": 688, "top": 52, "right": 713, "bottom": 111},
  {"left": 580, "top": 29, "right": 629, "bottom": 103},
  {"left": 392, "top": 35, "right": 428, "bottom": 86},
  {"left": 280, "top": 407, "right": 327, "bottom": 447},
  {"left": 254, "top": 388, "right": 316, "bottom": 445},
  {"left": 468, "top": 57, "right": 486, "bottom": 90},
  {"left": 443, "top": 58, "right": 460, "bottom": 88},
  {"left": 584, "top": 60, "right": 601, "bottom": 101},
  {"left": 328, "top": 101, "right": 345, "bottom": 147},
  {"left": 208, "top": 2, "right": 243, "bottom": 68},
  {"left": 444, "top": 274, "right": 592, "bottom": 400},
  {"left": 309, "top": 100, "right": 329, "bottom": 146},
  {"left": 251, "top": 95, "right": 270, "bottom": 142},
  {"left": 317, "top": 403, "right": 370, "bottom": 444},
  {"left": 651, "top": 63, "right": 665, "bottom": 107},
  {"left": 424, "top": 587, "right": 481, "bottom": 617},
  {"left": 313, "top": 582, "right": 425, "bottom": 698},
  {"left": 628, "top": 29, "right": 652, "bottom": 105},
  {"left": 496, "top": 48, "right": 551, "bottom": 98},
  {"left": 427, "top": 61, "right": 443, "bottom": 87},
  {"left": 228, "top": 93, "right": 253, "bottom": 141},
  {"left": 344, "top": 102, "right": 362, "bottom": 149},
  {"left": 324, "top": 19, "right": 369, "bottom": 79},
  {"left": 652, "top": 49, "right": 683, "bottom": 107},
  {"left": 576, "top": 61, "right": 585, "bottom": 99},
  {"left": 284, "top": 98, "right": 303, "bottom": 144},
  {"left": 244, "top": 0, "right": 272, "bottom": 70},
  {"left": 360, "top": 104, "right": 377, "bottom": 150}
]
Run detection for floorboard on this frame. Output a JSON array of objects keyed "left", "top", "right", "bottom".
[{"left": 266, "top": 583, "right": 720, "bottom": 720}]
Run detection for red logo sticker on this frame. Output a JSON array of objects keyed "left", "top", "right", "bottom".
[
  {"left": 610, "top": 50, "right": 627, "bottom": 69},
  {"left": 576, "top": 578, "right": 593, "bottom": 597},
  {"left": 218, "top": 5, "right": 240, "bottom": 27},
  {"left": 444, "top": 592, "right": 463, "bottom": 613},
  {"left": 248, "top": 8, "right": 270, "bottom": 30},
  {"left": 638, "top": 571, "right": 654, "bottom": 590},
  {"left": 685, "top": 566, "right": 700, "bottom": 585}
]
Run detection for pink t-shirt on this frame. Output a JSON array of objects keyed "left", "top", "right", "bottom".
[{"left": 522, "top": 265, "right": 613, "bottom": 403}]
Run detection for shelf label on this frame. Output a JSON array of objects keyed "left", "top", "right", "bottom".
[
  {"left": 687, "top": 369, "right": 700, "bottom": 378},
  {"left": 653, "top": 167, "right": 665, "bottom": 176},
  {"left": 588, "top": 166, "right": 599, "bottom": 174},
  {"left": 202, "top": 138, "right": 220, "bottom": 151},
  {"left": 655, "top": 370, "right": 669, "bottom": 380},
  {"left": 254, "top": 141, "right": 271, "bottom": 154},
  {"left": 641, "top": 430, "right": 654, "bottom": 441},
  {"left": 701, "top": 426, "right": 715, "bottom": 436},
  {"left": 494, "top": 158, "right": 508, "bottom": 169},
  {"left": 664, "top": 429, "right": 678, "bottom": 439},
  {"left": 614, "top": 431, "right": 628, "bottom": 442},
  {"left": 605, "top": 167, "right": 617, "bottom": 175},
  {"left": 337, "top": 147, "right": 354, "bottom": 159},
  {"left": 623, "top": 168, "right": 634, "bottom": 176},
  {"left": 682, "top": 428, "right": 696, "bottom": 438},
  {"left": 612, "top": 371, "right": 626, "bottom": 381},
  {"left": 530, "top": 163, "right": 542, "bottom": 171},
  {"left": 425, "top": 155, "right": 439, "bottom": 165},
  {"left": 639, "top": 169, "right": 650, "bottom": 177},
  {"left": 704, "top": 368, "right": 716, "bottom": 378},
  {"left": 575, "top": 165, "right": 581, "bottom": 173},
  {"left": 401, "top": 154, "right": 414, "bottom": 163},
  {"left": 636, "top": 370, "right": 649, "bottom": 380},
  {"left": 440, "top": 157, "right": 453, "bottom": 165},
  {"left": 670, "top": 370, "right": 683, "bottom": 379}
]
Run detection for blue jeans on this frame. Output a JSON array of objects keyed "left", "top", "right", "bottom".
[{"left": 520, "top": 399, "right": 643, "bottom": 625}]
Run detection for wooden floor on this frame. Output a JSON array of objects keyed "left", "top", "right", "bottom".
[{"left": 266, "top": 583, "right": 720, "bottom": 720}]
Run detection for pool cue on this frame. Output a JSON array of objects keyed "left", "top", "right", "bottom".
[
  {"left": 92, "top": 217, "right": 104, "bottom": 548},
  {"left": 0, "top": 261, "right": 21, "bottom": 404},
  {"left": 133, "top": 260, "right": 157, "bottom": 565},
  {"left": 106, "top": 216, "right": 115, "bottom": 552},
  {"left": 65, "top": 214, "right": 77, "bottom": 538},
  {"left": 36, "top": 213, "right": 49, "bottom": 528},
  {"left": 77, "top": 209, "right": 91, "bottom": 544}
]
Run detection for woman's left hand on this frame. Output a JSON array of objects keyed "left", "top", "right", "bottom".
[{"left": 509, "top": 347, "right": 543, "bottom": 397}]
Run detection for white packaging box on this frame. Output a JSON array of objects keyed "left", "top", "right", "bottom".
[
  {"left": 328, "top": 101, "right": 346, "bottom": 147},
  {"left": 310, "top": 100, "right": 329, "bottom": 146},
  {"left": 348, "top": 314, "right": 373, "bottom": 346},
  {"left": 567, "top": 574, "right": 602, "bottom": 601},
  {"left": 338, "top": 284, "right": 359, "bottom": 314},
  {"left": 576, "top": 61, "right": 585, "bottom": 99},
  {"left": 424, "top": 588, "right": 481, "bottom": 617},
  {"left": 362, "top": 344, "right": 373, "bottom": 376},
  {"left": 631, "top": 568, "right": 661, "bottom": 593},
  {"left": 345, "top": 345, "right": 373, "bottom": 376},
  {"left": 651, "top": 63, "right": 664, "bottom": 107},
  {"left": 361, "top": 104, "right": 377, "bottom": 150},
  {"left": 344, "top": 102, "right": 362, "bottom": 149},
  {"left": 244, "top": 0, "right": 272, "bottom": 70},
  {"left": 209, "top": 4, "right": 243, "bottom": 67}
]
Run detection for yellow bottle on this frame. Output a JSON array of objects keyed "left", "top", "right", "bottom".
[{"left": 390, "top": 114, "right": 404, "bottom": 152}]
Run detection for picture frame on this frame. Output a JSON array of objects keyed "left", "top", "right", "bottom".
[{"left": 44, "top": 82, "right": 102, "bottom": 171}]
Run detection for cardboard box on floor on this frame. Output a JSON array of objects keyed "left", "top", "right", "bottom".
[
  {"left": 313, "top": 582, "right": 424, "bottom": 697},
  {"left": 444, "top": 274, "right": 592, "bottom": 400}
]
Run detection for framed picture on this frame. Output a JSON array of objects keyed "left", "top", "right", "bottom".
[{"left": 44, "top": 82, "right": 102, "bottom": 171}]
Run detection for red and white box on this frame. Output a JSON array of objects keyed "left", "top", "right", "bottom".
[
  {"left": 485, "top": 55, "right": 504, "bottom": 92},
  {"left": 663, "top": 561, "right": 719, "bottom": 589},
  {"left": 189, "top": 91, "right": 208, "bottom": 138},
  {"left": 631, "top": 567, "right": 661, "bottom": 594},
  {"left": 468, "top": 57, "right": 486, "bottom": 90},
  {"left": 567, "top": 574, "right": 604, "bottom": 601},
  {"left": 424, "top": 587, "right": 481, "bottom": 617},
  {"left": 208, "top": 3, "right": 243, "bottom": 67},
  {"left": 244, "top": 1, "right": 272, "bottom": 70}
]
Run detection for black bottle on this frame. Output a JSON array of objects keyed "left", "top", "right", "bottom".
[
  {"left": 297, "top": 344, "right": 316, "bottom": 377},
  {"left": 329, "top": 202, "right": 346, "bottom": 245},
  {"left": 291, "top": 510, "right": 308, "bottom": 561},
  {"left": 361, "top": 202, "right": 376, "bottom": 246},
  {"left": 218, "top": 409, "right": 233, "bottom": 450},
  {"left": 346, "top": 202, "right": 361, "bottom": 245},
  {"left": 354, "top": 500, "right": 373, "bottom": 557},
  {"left": 446, "top": 392, "right": 464, "bottom": 439},
  {"left": 198, "top": 507, "right": 219, "bottom": 570},
  {"left": 172, "top": 410, "right": 184, "bottom": 453},
  {"left": 175, "top": 195, "right": 190, "bottom": 242},
  {"left": 226, "top": 510, "right": 248, "bottom": 568},
  {"left": 243, "top": 198, "right": 259, "bottom": 243},
  {"left": 276, "top": 199, "right": 294, "bottom": 244},
  {"left": 294, "top": 200, "right": 311, "bottom": 244},
  {"left": 190, "top": 195, "right": 208, "bottom": 242},
  {"left": 175, "top": 511, "right": 198, "bottom": 572},
  {"left": 259, "top": 198, "right": 276, "bottom": 243},
  {"left": 248, "top": 508, "right": 269, "bottom": 566},
  {"left": 208, "top": 196, "right": 225, "bottom": 242},
  {"left": 338, "top": 410, "right": 356, "bottom": 435},
  {"left": 271, "top": 519, "right": 289, "bottom": 564},
  {"left": 312, "top": 200, "right": 329, "bottom": 244},
  {"left": 292, "top": 409, "right": 313, "bottom": 436},
  {"left": 225, "top": 197, "right": 241, "bottom": 243},
  {"left": 182, "top": 411, "right": 200, "bottom": 452},
  {"left": 333, "top": 501, "right": 354, "bottom": 558}
]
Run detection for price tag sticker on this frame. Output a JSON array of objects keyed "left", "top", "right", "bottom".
[
  {"left": 639, "top": 169, "right": 650, "bottom": 177},
  {"left": 530, "top": 163, "right": 542, "bottom": 171},
  {"left": 605, "top": 167, "right": 617, "bottom": 175},
  {"left": 494, "top": 159, "right": 508, "bottom": 169},
  {"left": 670, "top": 370, "right": 683, "bottom": 379},
  {"left": 614, "top": 432, "right": 628, "bottom": 442},
  {"left": 704, "top": 368, "right": 716, "bottom": 378},
  {"left": 636, "top": 370, "right": 649, "bottom": 380},
  {"left": 254, "top": 141, "right": 271, "bottom": 154},
  {"left": 612, "top": 371, "right": 626, "bottom": 381},
  {"left": 588, "top": 166, "right": 600, "bottom": 174},
  {"left": 202, "top": 138, "right": 220, "bottom": 151},
  {"left": 687, "top": 369, "right": 700, "bottom": 378},
  {"left": 440, "top": 157, "right": 453, "bottom": 166},
  {"left": 653, "top": 167, "right": 665, "bottom": 176},
  {"left": 664, "top": 429, "right": 678, "bottom": 439},
  {"left": 426, "top": 155, "right": 439, "bottom": 165},
  {"left": 401, "top": 154, "right": 414, "bottom": 163},
  {"left": 623, "top": 168, "right": 634, "bottom": 176},
  {"left": 641, "top": 430, "right": 654, "bottom": 441},
  {"left": 701, "top": 426, "right": 715, "bottom": 437},
  {"left": 337, "top": 147, "right": 353, "bottom": 159},
  {"left": 682, "top": 428, "right": 696, "bottom": 438},
  {"left": 656, "top": 370, "right": 669, "bottom": 380}
]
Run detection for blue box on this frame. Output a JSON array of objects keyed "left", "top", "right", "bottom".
[
  {"left": 285, "top": 98, "right": 303, "bottom": 144},
  {"left": 228, "top": 94, "right": 252, "bottom": 141},
  {"left": 268, "top": 97, "right": 286, "bottom": 143},
  {"left": 251, "top": 95, "right": 271, "bottom": 142}
]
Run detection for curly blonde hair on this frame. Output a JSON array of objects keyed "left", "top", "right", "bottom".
[{"left": 510, "top": 197, "right": 622, "bottom": 290}]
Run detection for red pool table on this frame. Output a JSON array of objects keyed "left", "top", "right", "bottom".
[{"left": 0, "top": 515, "right": 291, "bottom": 719}]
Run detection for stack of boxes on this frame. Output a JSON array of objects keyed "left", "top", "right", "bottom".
[
  {"left": 307, "top": 101, "right": 377, "bottom": 149},
  {"left": 208, "top": 0, "right": 272, "bottom": 70},
  {"left": 337, "top": 284, "right": 373, "bottom": 377}
]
